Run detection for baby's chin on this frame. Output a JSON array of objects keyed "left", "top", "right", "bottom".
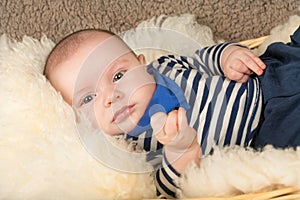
[
  {"left": 117, "top": 114, "right": 144, "bottom": 135},
  {"left": 113, "top": 119, "right": 138, "bottom": 135},
  {"left": 96, "top": 120, "right": 137, "bottom": 136}
]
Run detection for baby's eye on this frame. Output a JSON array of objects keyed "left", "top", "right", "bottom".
[
  {"left": 113, "top": 70, "right": 126, "bottom": 82},
  {"left": 81, "top": 94, "right": 97, "bottom": 106}
]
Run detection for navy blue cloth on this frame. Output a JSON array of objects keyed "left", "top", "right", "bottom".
[
  {"left": 127, "top": 67, "right": 190, "bottom": 137},
  {"left": 252, "top": 26, "right": 300, "bottom": 148}
]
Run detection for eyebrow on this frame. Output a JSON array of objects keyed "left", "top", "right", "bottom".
[{"left": 109, "top": 57, "right": 131, "bottom": 72}]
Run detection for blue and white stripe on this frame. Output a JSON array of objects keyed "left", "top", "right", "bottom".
[{"left": 134, "top": 42, "right": 262, "bottom": 198}]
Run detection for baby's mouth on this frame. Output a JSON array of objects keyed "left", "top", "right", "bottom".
[{"left": 112, "top": 105, "right": 134, "bottom": 123}]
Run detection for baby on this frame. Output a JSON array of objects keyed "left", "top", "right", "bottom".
[{"left": 44, "top": 27, "right": 300, "bottom": 198}]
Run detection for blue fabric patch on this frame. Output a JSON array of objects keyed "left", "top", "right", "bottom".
[{"left": 127, "top": 66, "right": 190, "bottom": 137}]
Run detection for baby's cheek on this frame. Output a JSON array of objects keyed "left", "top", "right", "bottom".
[
  {"left": 115, "top": 66, "right": 155, "bottom": 98},
  {"left": 87, "top": 104, "right": 101, "bottom": 129},
  {"left": 93, "top": 102, "right": 107, "bottom": 129}
]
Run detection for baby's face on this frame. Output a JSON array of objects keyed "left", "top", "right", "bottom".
[{"left": 50, "top": 34, "right": 156, "bottom": 135}]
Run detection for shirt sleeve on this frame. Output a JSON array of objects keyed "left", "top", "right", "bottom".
[
  {"left": 194, "top": 42, "right": 246, "bottom": 76},
  {"left": 150, "top": 42, "right": 261, "bottom": 198},
  {"left": 153, "top": 42, "right": 239, "bottom": 78},
  {"left": 154, "top": 152, "right": 181, "bottom": 198}
]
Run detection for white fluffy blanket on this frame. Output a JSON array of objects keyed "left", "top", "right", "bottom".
[
  {"left": 0, "top": 14, "right": 300, "bottom": 199},
  {"left": 0, "top": 34, "right": 155, "bottom": 200}
]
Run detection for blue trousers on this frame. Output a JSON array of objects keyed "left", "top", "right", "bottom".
[{"left": 251, "top": 26, "right": 300, "bottom": 148}]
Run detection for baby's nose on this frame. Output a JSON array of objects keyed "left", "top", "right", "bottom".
[{"left": 104, "top": 89, "right": 124, "bottom": 107}]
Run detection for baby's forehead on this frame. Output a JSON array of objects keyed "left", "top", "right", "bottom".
[
  {"left": 78, "top": 33, "right": 132, "bottom": 60},
  {"left": 72, "top": 34, "right": 134, "bottom": 87},
  {"left": 81, "top": 36, "right": 131, "bottom": 65},
  {"left": 64, "top": 33, "right": 121, "bottom": 67}
]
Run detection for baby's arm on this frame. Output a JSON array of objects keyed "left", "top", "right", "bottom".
[
  {"left": 221, "top": 45, "right": 266, "bottom": 82},
  {"left": 195, "top": 43, "right": 265, "bottom": 81},
  {"left": 150, "top": 108, "right": 200, "bottom": 198}
]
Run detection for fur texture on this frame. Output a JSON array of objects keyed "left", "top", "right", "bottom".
[
  {"left": 1, "top": 0, "right": 299, "bottom": 43},
  {"left": 0, "top": 35, "right": 155, "bottom": 199},
  {"left": 254, "top": 15, "right": 300, "bottom": 56},
  {"left": 0, "top": 14, "right": 300, "bottom": 199},
  {"left": 178, "top": 146, "right": 300, "bottom": 198},
  {"left": 122, "top": 14, "right": 217, "bottom": 63}
]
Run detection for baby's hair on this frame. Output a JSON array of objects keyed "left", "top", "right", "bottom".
[{"left": 43, "top": 28, "right": 117, "bottom": 80}]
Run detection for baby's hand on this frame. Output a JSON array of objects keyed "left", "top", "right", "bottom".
[
  {"left": 150, "top": 107, "right": 195, "bottom": 147},
  {"left": 150, "top": 108, "right": 200, "bottom": 173},
  {"left": 221, "top": 45, "right": 266, "bottom": 83}
]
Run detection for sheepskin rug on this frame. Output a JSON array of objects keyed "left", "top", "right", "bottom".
[
  {"left": 0, "top": 34, "right": 156, "bottom": 200},
  {"left": 0, "top": 13, "right": 300, "bottom": 199}
]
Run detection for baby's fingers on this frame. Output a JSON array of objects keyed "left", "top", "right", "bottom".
[
  {"left": 150, "top": 112, "right": 177, "bottom": 145},
  {"left": 178, "top": 107, "right": 189, "bottom": 131},
  {"left": 165, "top": 110, "right": 178, "bottom": 136},
  {"left": 243, "top": 51, "right": 266, "bottom": 75},
  {"left": 226, "top": 65, "right": 250, "bottom": 83},
  {"left": 229, "top": 60, "right": 253, "bottom": 74},
  {"left": 150, "top": 112, "right": 167, "bottom": 135},
  {"left": 166, "top": 107, "right": 197, "bottom": 152}
]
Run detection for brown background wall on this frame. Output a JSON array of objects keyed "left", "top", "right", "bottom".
[{"left": 1, "top": 0, "right": 299, "bottom": 43}]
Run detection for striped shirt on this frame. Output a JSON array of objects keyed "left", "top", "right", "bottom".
[{"left": 130, "top": 42, "right": 263, "bottom": 198}]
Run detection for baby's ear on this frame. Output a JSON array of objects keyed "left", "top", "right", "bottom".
[{"left": 137, "top": 54, "right": 146, "bottom": 65}]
